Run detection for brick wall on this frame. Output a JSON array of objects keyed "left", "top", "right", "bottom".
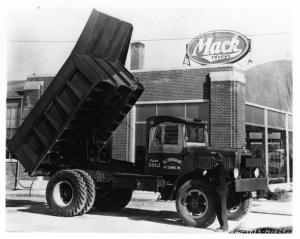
[{"left": 133, "top": 67, "right": 230, "bottom": 102}]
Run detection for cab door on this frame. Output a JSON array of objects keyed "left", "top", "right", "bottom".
[{"left": 146, "top": 122, "right": 185, "bottom": 175}]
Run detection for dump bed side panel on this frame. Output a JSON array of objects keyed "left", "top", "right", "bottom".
[{"left": 8, "top": 9, "right": 143, "bottom": 175}]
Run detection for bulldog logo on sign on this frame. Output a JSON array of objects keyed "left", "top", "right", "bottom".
[{"left": 186, "top": 30, "right": 250, "bottom": 65}]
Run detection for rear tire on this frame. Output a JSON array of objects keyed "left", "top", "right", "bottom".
[
  {"left": 228, "top": 198, "right": 252, "bottom": 221},
  {"left": 114, "top": 188, "right": 133, "bottom": 211},
  {"left": 176, "top": 180, "right": 216, "bottom": 228},
  {"left": 73, "top": 169, "right": 95, "bottom": 215},
  {"left": 46, "top": 170, "right": 87, "bottom": 217},
  {"left": 94, "top": 187, "right": 132, "bottom": 212}
]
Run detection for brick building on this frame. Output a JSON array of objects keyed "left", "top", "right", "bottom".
[{"left": 6, "top": 44, "right": 293, "bottom": 188}]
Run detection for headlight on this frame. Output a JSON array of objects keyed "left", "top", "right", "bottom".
[
  {"left": 253, "top": 168, "right": 260, "bottom": 178},
  {"left": 233, "top": 168, "right": 239, "bottom": 179}
]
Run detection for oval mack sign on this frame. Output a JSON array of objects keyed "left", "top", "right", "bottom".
[{"left": 186, "top": 30, "right": 250, "bottom": 65}]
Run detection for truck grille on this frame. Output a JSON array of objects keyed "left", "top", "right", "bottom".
[{"left": 194, "top": 156, "right": 235, "bottom": 169}]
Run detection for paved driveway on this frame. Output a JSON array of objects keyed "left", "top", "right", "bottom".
[{"left": 6, "top": 191, "right": 292, "bottom": 233}]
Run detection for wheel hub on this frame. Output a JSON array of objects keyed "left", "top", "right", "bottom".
[
  {"left": 53, "top": 181, "right": 74, "bottom": 207},
  {"left": 182, "top": 189, "right": 208, "bottom": 219}
]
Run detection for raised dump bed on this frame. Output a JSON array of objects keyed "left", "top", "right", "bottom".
[{"left": 8, "top": 9, "right": 144, "bottom": 176}]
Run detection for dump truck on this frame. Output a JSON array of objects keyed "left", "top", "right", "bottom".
[{"left": 7, "top": 9, "right": 268, "bottom": 228}]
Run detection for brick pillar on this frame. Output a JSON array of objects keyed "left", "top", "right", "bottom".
[{"left": 209, "top": 70, "right": 246, "bottom": 148}]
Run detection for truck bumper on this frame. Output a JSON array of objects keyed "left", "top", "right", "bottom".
[{"left": 235, "top": 178, "right": 268, "bottom": 192}]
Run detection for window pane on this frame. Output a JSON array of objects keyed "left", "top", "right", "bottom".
[
  {"left": 186, "top": 103, "right": 209, "bottom": 121},
  {"left": 246, "top": 125, "right": 265, "bottom": 177},
  {"left": 10, "top": 108, "right": 17, "bottom": 119},
  {"left": 245, "top": 105, "right": 264, "bottom": 125},
  {"left": 268, "top": 111, "right": 277, "bottom": 127},
  {"left": 157, "top": 103, "right": 184, "bottom": 118},
  {"left": 164, "top": 125, "right": 178, "bottom": 144},
  {"left": 277, "top": 113, "right": 285, "bottom": 129},
  {"left": 268, "top": 129, "right": 287, "bottom": 182},
  {"left": 153, "top": 125, "right": 162, "bottom": 145},
  {"left": 268, "top": 110, "right": 285, "bottom": 129},
  {"left": 136, "top": 105, "right": 156, "bottom": 122},
  {"left": 245, "top": 106, "right": 252, "bottom": 123},
  {"left": 253, "top": 107, "right": 264, "bottom": 125},
  {"left": 186, "top": 125, "right": 205, "bottom": 143},
  {"left": 288, "top": 115, "right": 292, "bottom": 131},
  {"left": 10, "top": 119, "right": 17, "bottom": 128},
  {"left": 135, "top": 124, "right": 146, "bottom": 146}
]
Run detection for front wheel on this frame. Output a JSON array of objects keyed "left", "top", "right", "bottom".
[
  {"left": 228, "top": 198, "right": 252, "bottom": 221},
  {"left": 176, "top": 180, "right": 216, "bottom": 228}
]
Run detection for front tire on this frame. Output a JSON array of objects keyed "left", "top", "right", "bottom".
[
  {"left": 176, "top": 180, "right": 216, "bottom": 228},
  {"left": 228, "top": 198, "right": 252, "bottom": 221},
  {"left": 46, "top": 170, "right": 87, "bottom": 217}
]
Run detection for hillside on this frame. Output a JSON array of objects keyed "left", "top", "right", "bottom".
[{"left": 245, "top": 60, "right": 292, "bottom": 112}]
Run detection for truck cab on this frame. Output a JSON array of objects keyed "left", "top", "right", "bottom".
[
  {"left": 145, "top": 116, "right": 208, "bottom": 175},
  {"left": 145, "top": 116, "right": 267, "bottom": 194}
]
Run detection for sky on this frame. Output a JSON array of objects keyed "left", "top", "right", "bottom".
[{"left": 5, "top": 2, "right": 294, "bottom": 82}]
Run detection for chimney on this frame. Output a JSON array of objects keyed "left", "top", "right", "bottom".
[{"left": 130, "top": 42, "right": 145, "bottom": 70}]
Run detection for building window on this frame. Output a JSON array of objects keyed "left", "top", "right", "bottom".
[
  {"left": 136, "top": 104, "right": 156, "bottom": 122},
  {"left": 245, "top": 105, "right": 264, "bottom": 126},
  {"left": 288, "top": 114, "right": 293, "bottom": 131},
  {"left": 268, "top": 129, "right": 287, "bottom": 183},
  {"left": 268, "top": 110, "right": 285, "bottom": 129},
  {"left": 6, "top": 101, "right": 21, "bottom": 139},
  {"left": 157, "top": 103, "right": 185, "bottom": 118},
  {"left": 186, "top": 103, "right": 209, "bottom": 121},
  {"left": 246, "top": 125, "right": 266, "bottom": 176}
]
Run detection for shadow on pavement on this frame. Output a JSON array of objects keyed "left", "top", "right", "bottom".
[
  {"left": 89, "top": 208, "right": 215, "bottom": 231},
  {"left": 6, "top": 198, "right": 53, "bottom": 216},
  {"left": 6, "top": 198, "right": 215, "bottom": 231},
  {"left": 6, "top": 199, "right": 46, "bottom": 208}
]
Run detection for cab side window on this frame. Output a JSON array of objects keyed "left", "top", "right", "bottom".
[
  {"left": 148, "top": 124, "right": 163, "bottom": 153},
  {"left": 148, "top": 122, "right": 183, "bottom": 154},
  {"left": 153, "top": 125, "right": 162, "bottom": 145}
]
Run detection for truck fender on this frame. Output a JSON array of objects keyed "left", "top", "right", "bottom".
[{"left": 168, "top": 169, "right": 211, "bottom": 200}]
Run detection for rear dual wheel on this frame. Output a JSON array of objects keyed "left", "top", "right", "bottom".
[
  {"left": 46, "top": 169, "right": 95, "bottom": 217},
  {"left": 73, "top": 169, "right": 96, "bottom": 215}
]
